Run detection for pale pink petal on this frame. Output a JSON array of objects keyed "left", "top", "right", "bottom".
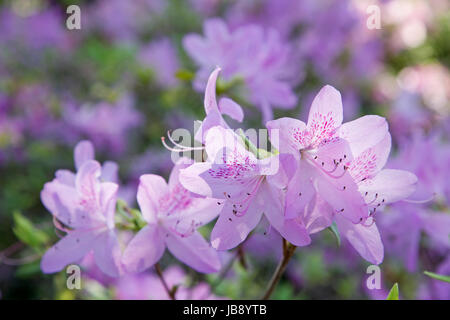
[
  {"left": 74, "top": 140, "right": 95, "bottom": 171},
  {"left": 93, "top": 230, "right": 122, "bottom": 277},
  {"left": 348, "top": 133, "right": 391, "bottom": 183},
  {"left": 338, "top": 115, "right": 388, "bottom": 158},
  {"left": 166, "top": 231, "right": 221, "bottom": 273},
  {"left": 204, "top": 126, "right": 251, "bottom": 163},
  {"left": 55, "top": 169, "right": 75, "bottom": 186},
  {"left": 194, "top": 110, "right": 227, "bottom": 143},
  {"left": 75, "top": 160, "right": 102, "bottom": 199},
  {"left": 259, "top": 183, "right": 311, "bottom": 246},
  {"left": 265, "top": 153, "right": 297, "bottom": 190},
  {"left": 179, "top": 162, "right": 217, "bottom": 198},
  {"left": 204, "top": 67, "right": 221, "bottom": 115},
  {"left": 359, "top": 169, "right": 418, "bottom": 206},
  {"left": 301, "top": 194, "right": 334, "bottom": 234},
  {"left": 41, "top": 180, "right": 88, "bottom": 229},
  {"left": 165, "top": 197, "right": 222, "bottom": 231},
  {"left": 183, "top": 127, "right": 260, "bottom": 200},
  {"left": 210, "top": 200, "right": 263, "bottom": 250},
  {"left": 101, "top": 161, "right": 119, "bottom": 183},
  {"left": 137, "top": 174, "right": 168, "bottom": 224},
  {"left": 41, "top": 230, "right": 98, "bottom": 273},
  {"left": 335, "top": 215, "right": 384, "bottom": 264},
  {"left": 122, "top": 224, "right": 166, "bottom": 273},
  {"left": 266, "top": 117, "right": 308, "bottom": 155},
  {"left": 285, "top": 161, "right": 317, "bottom": 219},
  {"left": 168, "top": 157, "right": 194, "bottom": 189},
  {"left": 307, "top": 85, "right": 343, "bottom": 146},
  {"left": 218, "top": 97, "right": 244, "bottom": 122},
  {"left": 316, "top": 173, "right": 367, "bottom": 224},
  {"left": 99, "top": 182, "right": 118, "bottom": 229}
]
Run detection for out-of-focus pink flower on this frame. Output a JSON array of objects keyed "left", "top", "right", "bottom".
[
  {"left": 378, "top": 134, "right": 450, "bottom": 272},
  {"left": 40, "top": 141, "right": 122, "bottom": 277},
  {"left": 116, "top": 265, "right": 225, "bottom": 300},
  {"left": 138, "top": 38, "right": 180, "bottom": 88},
  {"left": 87, "top": 0, "right": 166, "bottom": 43},
  {"left": 183, "top": 18, "right": 297, "bottom": 122},
  {"left": 0, "top": 7, "right": 70, "bottom": 51},
  {"left": 63, "top": 95, "right": 142, "bottom": 154}
]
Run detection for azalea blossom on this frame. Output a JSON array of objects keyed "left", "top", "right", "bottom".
[
  {"left": 183, "top": 18, "right": 297, "bottom": 122},
  {"left": 40, "top": 141, "right": 122, "bottom": 277},
  {"left": 122, "top": 158, "right": 221, "bottom": 274},
  {"left": 179, "top": 126, "right": 311, "bottom": 251},
  {"left": 267, "top": 85, "right": 417, "bottom": 264},
  {"left": 194, "top": 66, "right": 244, "bottom": 143},
  {"left": 116, "top": 265, "right": 225, "bottom": 300}
]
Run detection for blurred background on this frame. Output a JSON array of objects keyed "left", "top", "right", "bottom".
[{"left": 0, "top": 0, "right": 449, "bottom": 299}]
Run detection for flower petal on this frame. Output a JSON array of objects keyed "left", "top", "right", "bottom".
[
  {"left": 348, "top": 133, "right": 391, "bottom": 182},
  {"left": 166, "top": 231, "right": 221, "bottom": 273},
  {"left": 260, "top": 182, "right": 311, "bottom": 246},
  {"left": 74, "top": 140, "right": 95, "bottom": 171},
  {"left": 359, "top": 169, "right": 418, "bottom": 206},
  {"left": 218, "top": 97, "right": 244, "bottom": 122},
  {"left": 99, "top": 182, "right": 118, "bottom": 229},
  {"left": 41, "top": 230, "right": 98, "bottom": 273},
  {"left": 101, "top": 161, "right": 119, "bottom": 183},
  {"left": 335, "top": 215, "right": 384, "bottom": 265},
  {"left": 204, "top": 67, "right": 221, "bottom": 115},
  {"left": 266, "top": 117, "right": 308, "bottom": 154},
  {"left": 301, "top": 194, "right": 334, "bottom": 234},
  {"left": 137, "top": 174, "right": 169, "bottom": 224},
  {"left": 122, "top": 224, "right": 166, "bottom": 273},
  {"left": 75, "top": 160, "right": 102, "bottom": 200},
  {"left": 307, "top": 85, "right": 343, "bottom": 146},
  {"left": 210, "top": 200, "right": 263, "bottom": 250},
  {"left": 285, "top": 161, "right": 316, "bottom": 219},
  {"left": 93, "top": 230, "right": 122, "bottom": 277},
  {"left": 338, "top": 115, "right": 388, "bottom": 158}
]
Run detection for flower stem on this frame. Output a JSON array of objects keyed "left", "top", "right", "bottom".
[
  {"left": 261, "top": 239, "right": 297, "bottom": 300},
  {"left": 155, "top": 263, "right": 176, "bottom": 300}
]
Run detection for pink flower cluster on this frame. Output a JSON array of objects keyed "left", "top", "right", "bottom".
[{"left": 40, "top": 68, "right": 417, "bottom": 279}]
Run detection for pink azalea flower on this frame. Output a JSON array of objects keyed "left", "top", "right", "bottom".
[
  {"left": 40, "top": 141, "right": 122, "bottom": 277},
  {"left": 194, "top": 67, "right": 244, "bottom": 143},
  {"left": 179, "top": 126, "right": 311, "bottom": 251},
  {"left": 116, "top": 265, "right": 226, "bottom": 300},
  {"left": 183, "top": 18, "right": 297, "bottom": 122},
  {"left": 122, "top": 158, "right": 221, "bottom": 274},
  {"left": 267, "top": 85, "right": 417, "bottom": 264}
]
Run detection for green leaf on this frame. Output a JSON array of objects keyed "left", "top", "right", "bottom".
[
  {"left": 424, "top": 271, "right": 450, "bottom": 283},
  {"left": 386, "top": 283, "right": 399, "bottom": 300},
  {"left": 327, "top": 222, "right": 341, "bottom": 247},
  {"left": 15, "top": 260, "right": 42, "bottom": 278},
  {"left": 12, "top": 211, "right": 49, "bottom": 250}
]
